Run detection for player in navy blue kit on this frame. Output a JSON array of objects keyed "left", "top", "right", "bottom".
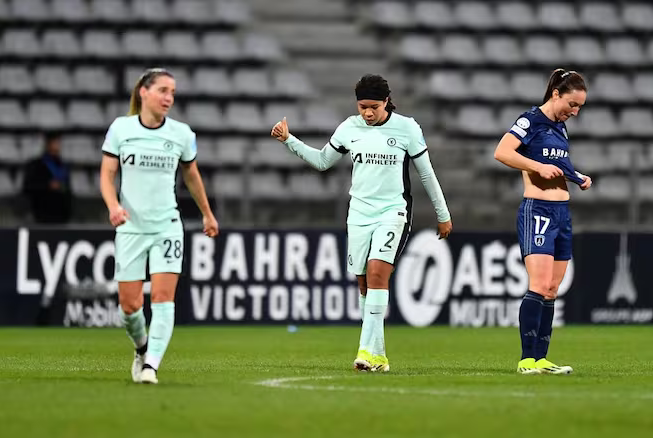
[{"left": 494, "top": 69, "right": 592, "bottom": 375}]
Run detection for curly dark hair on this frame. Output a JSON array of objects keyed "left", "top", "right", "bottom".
[{"left": 355, "top": 74, "right": 396, "bottom": 112}]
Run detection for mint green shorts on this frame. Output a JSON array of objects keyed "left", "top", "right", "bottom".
[
  {"left": 346, "top": 220, "right": 410, "bottom": 275},
  {"left": 114, "top": 221, "right": 184, "bottom": 282}
]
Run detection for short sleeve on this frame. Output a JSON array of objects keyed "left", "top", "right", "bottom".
[
  {"left": 101, "top": 119, "right": 120, "bottom": 157},
  {"left": 508, "top": 112, "right": 536, "bottom": 145},
  {"left": 407, "top": 118, "right": 427, "bottom": 159},
  {"left": 181, "top": 129, "right": 198, "bottom": 163},
  {"left": 328, "top": 120, "right": 349, "bottom": 154}
]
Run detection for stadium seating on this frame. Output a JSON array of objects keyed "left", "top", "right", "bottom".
[{"left": 0, "top": 0, "right": 651, "bottom": 229}]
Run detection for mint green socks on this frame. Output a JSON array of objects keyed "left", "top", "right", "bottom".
[
  {"left": 119, "top": 306, "right": 147, "bottom": 349},
  {"left": 358, "top": 289, "right": 389, "bottom": 354},
  {"left": 145, "top": 302, "right": 175, "bottom": 370},
  {"left": 359, "top": 294, "right": 366, "bottom": 322}
]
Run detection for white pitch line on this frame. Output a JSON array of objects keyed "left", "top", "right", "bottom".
[
  {"left": 253, "top": 375, "right": 653, "bottom": 400},
  {"left": 254, "top": 375, "right": 536, "bottom": 398}
]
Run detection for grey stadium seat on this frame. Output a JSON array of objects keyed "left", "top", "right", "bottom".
[
  {"left": 74, "top": 66, "right": 115, "bottom": 94},
  {"left": 3, "top": 29, "right": 41, "bottom": 56},
  {"left": 496, "top": 3, "right": 537, "bottom": 31},
  {"left": 413, "top": 1, "right": 456, "bottom": 29},
  {"left": 0, "top": 65, "right": 34, "bottom": 94},
  {"left": 82, "top": 31, "right": 122, "bottom": 58},
  {"left": 441, "top": 36, "right": 483, "bottom": 65},
  {"left": 10, "top": 0, "right": 49, "bottom": 21},
  {"left": 233, "top": 69, "right": 271, "bottom": 97},
  {"left": 194, "top": 137, "right": 218, "bottom": 165},
  {"left": 212, "top": 172, "right": 244, "bottom": 199},
  {"left": 289, "top": 173, "right": 334, "bottom": 200},
  {"left": 201, "top": 33, "right": 241, "bottom": 62},
  {"left": 538, "top": 3, "right": 579, "bottom": 31},
  {"left": 192, "top": 68, "right": 234, "bottom": 97},
  {"left": 71, "top": 170, "right": 94, "bottom": 197},
  {"left": 225, "top": 103, "right": 265, "bottom": 132},
  {"left": 18, "top": 134, "right": 45, "bottom": 161},
  {"left": 124, "top": 66, "right": 148, "bottom": 92},
  {"left": 483, "top": 36, "right": 523, "bottom": 65},
  {"left": 564, "top": 37, "right": 605, "bottom": 66},
  {"left": 524, "top": 37, "right": 564, "bottom": 65},
  {"left": 42, "top": 30, "right": 81, "bottom": 58},
  {"left": 593, "top": 73, "right": 633, "bottom": 103},
  {"left": 596, "top": 176, "right": 629, "bottom": 201},
  {"left": 272, "top": 70, "right": 313, "bottom": 98},
  {"left": 571, "top": 142, "right": 608, "bottom": 173},
  {"left": 34, "top": 65, "right": 75, "bottom": 94},
  {"left": 0, "top": 170, "right": 16, "bottom": 197},
  {"left": 68, "top": 101, "right": 106, "bottom": 128},
  {"left": 511, "top": 72, "right": 547, "bottom": 102},
  {"left": 185, "top": 102, "right": 223, "bottom": 130},
  {"left": 214, "top": 0, "right": 251, "bottom": 25},
  {"left": 579, "top": 3, "right": 623, "bottom": 32},
  {"left": 633, "top": 74, "right": 653, "bottom": 102},
  {"left": 622, "top": 3, "right": 653, "bottom": 31},
  {"left": 171, "top": 0, "right": 212, "bottom": 24},
  {"left": 215, "top": 137, "right": 249, "bottom": 165},
  {"left": 242, "top": 34, "right": 284, "bottom": 62},
  {"left": 454, "top": 2, "right": 497, "bottom": 30},
  {"left": 163, "top": 32, "right": 201, "bottom": 60},
  {"left": 131, "top": 0, "right": 169, "bottom": 22},
  {"left": 578, "top": 108, "right": 619, "bottom": 137},
  {"left": 456, "top": 106, "right": 500, "bottom": 136},
  {"left": 61, "top": 135, "right": 97, "bottom": 165},
  {"left": 51, "top": 0, "right": 89, "bottom": 22},
  {"left": 106, "top": 100, "right": 129, "bottom": 122},
  {"left": 400, "top": 36, "right": 439, "bottom": 64},
  {"left": 89, "top": 0, "right": 130, "bottom": 22},
  {"left": 428, "top": 71, "right": 470, "bottom": 100},
  {"left": 606, "top": 38, "right": 645, "bottom": 67},
  {"left": 605, "top": 141, "right": 637, "bottom": 170},
  {"left": 251, "top": 138, "right": 302, "bottom": 168},
  {"left": 303, "top": 103, "right": 340, "bottom": 132},
  {"left": 620, "top": 109, "right": 653, "bottom": 137},
  {"left": 0, "top": 135, "right": 21, "bottom": 164},
  {"left": 28, "top": 100, "right": 66, "bottom": 129},
  {"left": 123, "top": 31, "right": 160, "bottom": 59},
  {"left": 0, "top": 0, "right": 7, "bottom": 17},
  {"left": 169, "top": 68, "right": 191, "bottom": 94},
  {"left": 369, "top": 1, "right": 414, "bottom": 28},
  {"left": 470, "top": 72, "right": 509, "bottom": 100},
  {"left": 263, "top": 103, "right": 303, "bottom": 131},
  {"left": 250, "top": 173, "right": 287, "bottom": 200}
]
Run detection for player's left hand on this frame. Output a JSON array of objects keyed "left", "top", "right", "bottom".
[
  {"left": 203, "top": 214, "right": 219, "bottom": 238},
  {"left": 580, "top": 174, "right": 592, "bottom": 190},
  {"left": 437, "top": 220, "right": 452, "bottom": 239}
]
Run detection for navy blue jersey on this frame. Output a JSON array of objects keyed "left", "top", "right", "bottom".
[{"left": 508, "top": 106, "right": 584, "bottom": 186}]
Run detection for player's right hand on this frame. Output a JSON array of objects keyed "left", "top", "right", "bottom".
[
  {"left": 537, "top": 163, "right": 564, "bottom": 180},
  {"left": 271, "top": 117, "right": 289, "bottom": 142},
  {"left": 437, "top": 220, "right": 452, "bottom": 239},
  {"left": 109, "top": 205, "right": 129, "bottom": 227}
]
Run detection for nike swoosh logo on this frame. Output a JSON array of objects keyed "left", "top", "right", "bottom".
[
  {"left": 379, "top": 248, "right": 392, "bottom": 253},
  {"left": 351, "top": 139, "right": 361, "bottom": 143},
  {"left": 370, "top": 312, "right": 382, "bottom": 315}
]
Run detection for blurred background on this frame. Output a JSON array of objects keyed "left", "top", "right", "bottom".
[{"left": 1, "top": 0, "right": 652, "bottom": 231}]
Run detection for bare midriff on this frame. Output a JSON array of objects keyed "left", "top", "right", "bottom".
[{"left": 522, "top": 171, "right": 570, "bottom": 201}]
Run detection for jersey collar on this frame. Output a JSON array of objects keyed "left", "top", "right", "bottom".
[{"left": 138, "top": 115, "right": 166, "bottom": 130}]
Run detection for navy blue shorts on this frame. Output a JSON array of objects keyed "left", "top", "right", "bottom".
[{"left": 517, "top": 198, "right": 572, "bottom": 261}]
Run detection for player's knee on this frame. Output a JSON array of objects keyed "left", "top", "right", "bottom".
[
  {"left": 366, "top": 270, "right": 388, "bottom": 289},
  {"left": 151, "top": 288, "right": 175, "bottom": 303},
  {"left": 119, "top": 298, "right": 143, "bottom": 314}
]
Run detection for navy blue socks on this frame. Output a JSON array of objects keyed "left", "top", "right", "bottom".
[{"left": 519, "top": 291, "right": 544, "bottom": 359}]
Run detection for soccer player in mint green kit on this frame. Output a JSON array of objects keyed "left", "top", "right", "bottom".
[
  {"left": 272, "top": 74, "right": 452, "bottom": 372},
  {"left": 100, "top": 68, "right": 218, "bottom": 384}
]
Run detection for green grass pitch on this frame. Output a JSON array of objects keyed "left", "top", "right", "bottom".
[{"left": 0, "top": 326, "right": 652, "bottom": 438}]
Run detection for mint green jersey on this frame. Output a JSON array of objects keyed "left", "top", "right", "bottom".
[
  {"left": 102, "top": 115, "right": 197, "bottom": 234},
  {"left": 330, "top": 112, "right": 427, "bottom": 225}
]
